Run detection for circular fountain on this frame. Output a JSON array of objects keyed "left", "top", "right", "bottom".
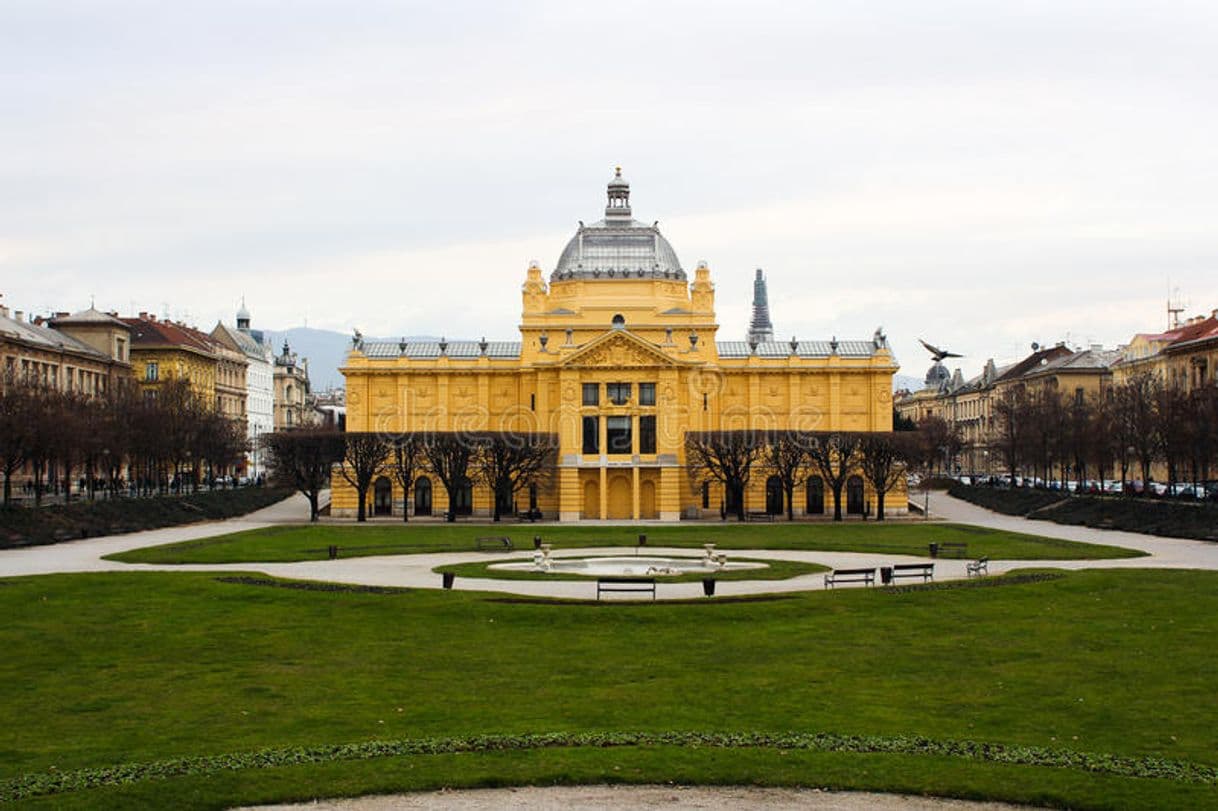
[{"left": 490, "top": 548, "right": 767, "bottom": 578}]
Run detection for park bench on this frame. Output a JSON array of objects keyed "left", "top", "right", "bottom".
[
  {"left": 966, "top": 557, "right": 989, "bottom": 578},
  {"left": 930, "top": 542, "right": 968, "bottom": 559},
  {"left": 596, "top": 577, "right": 657, "bottom": 601},
  {"left": 745, "top": 511, "right": 774, "bottom": 522},
  {"left": 475, "top": 536, "right": 513, "bottom": 552},
  {"left": 824, "top": 567, "right": 876, "bottom": 589},
  {"left": 890, "top": 562, "right": 934, "bottom": 583}
]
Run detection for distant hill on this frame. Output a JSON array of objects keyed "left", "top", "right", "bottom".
[{"left": 262, "top": 327, "right": 439, "bottom": 392}]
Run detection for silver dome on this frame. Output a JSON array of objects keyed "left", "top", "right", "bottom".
[{"left": 551, "top": 169, "right": 685, "bottom": 282}]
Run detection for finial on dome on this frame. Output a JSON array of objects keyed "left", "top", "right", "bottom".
[{"left": 605, "top": 165, "right": 631, "bottom": 222}]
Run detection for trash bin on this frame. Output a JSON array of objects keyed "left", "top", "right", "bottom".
[
  {"left": 533, "top": 535, "right": 542, "bottom": 549},
  {"left": 638, "top": 534, "right": 647, "bottom": 547},
  {"left": 327, "top": 545, "right": 338, "bottom": 560},
  {"left": 880, "top": 566, "right": 893, "bottom": 585},
  {"left": 441, "top": 572, "right": 455, "bottom": 590},
  {"left": 928, "top": 542, "right": 939, "bottom": 558},
  {"left": 702, "top": 578, "right": 716, "bottom": 597}
]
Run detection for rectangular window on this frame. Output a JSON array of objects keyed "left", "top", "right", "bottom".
[
  {"left": 582, "top": 382, "right": 599, "bottom": 406},
  {"left": 146, "top": 363, "right": 159, "bottom": 382},
  {"left": 1074, "top": 387, "right": 1085, "bottom": 406},
  {"left": 582, "top": 415, "right": 599, "bottom": 454},
  {"left": 639, "top": 414, "right": 656, "bottom": 454},
  {"left": 606, "top": 415, "right": 632, "bottom": 454},
  {"left": 607, "top": 382, "right": 631, "bottom": 405},
  {"left": 639, "top": 382, "right": 656, "bottom": 406}
]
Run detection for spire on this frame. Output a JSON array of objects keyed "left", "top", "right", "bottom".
[
  {"left": 747, "top": 268, "right": 774, "bottom": 343},
  {"left": 236, "top": 296, "right": 251, "bottom": 331},
  {"left": 604, "top": 166, "right": 632, "bottom": 223}
]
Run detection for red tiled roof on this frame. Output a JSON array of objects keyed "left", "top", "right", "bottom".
[
  {"left": 1165, "top": 316, "right": 1218, "bottom": 349},
  {"left": 120, "top": 317, "right": 219, "bottom": 354}
]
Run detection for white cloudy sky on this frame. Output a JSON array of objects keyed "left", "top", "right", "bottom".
[{"left": 3, "top": 0, "right": 1217, "bottom": 380}]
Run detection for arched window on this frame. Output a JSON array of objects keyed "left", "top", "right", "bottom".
[
  {"left": 805, "top": 476, "right": 824, "bottom": 515},
  {"left": 847, "top": 475, "right": 865, "bottom": 515},
  {"left": 414, "top": 477, "right": 432, "bottom": 516},
  {"left": 765, "top": 475, "right": 784, "bottom": 515}
]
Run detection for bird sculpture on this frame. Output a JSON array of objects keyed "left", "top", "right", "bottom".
[{"left": 918, "top": 338, "right": 962, "bottom": 362}]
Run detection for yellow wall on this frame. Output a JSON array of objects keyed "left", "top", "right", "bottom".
[
  {"left": 130, "top": 347, "right": 216, "bottom": 401},
  {"left": 334, "top": 262, "right": 901, "bottom": 520}
]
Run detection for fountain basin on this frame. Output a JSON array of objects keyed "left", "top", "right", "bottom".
[{"left": 489, "top": 555, "right": 767, "bottom": 578}]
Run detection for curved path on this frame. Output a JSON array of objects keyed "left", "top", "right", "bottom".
[{"left": 1, "top": 491, "right": 1216, "bottom": 600}]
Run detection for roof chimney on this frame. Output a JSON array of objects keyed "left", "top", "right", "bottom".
[
  {"left": 14, "top": 310, "right": 23, "bottom": 322},
  {"left": 138, "top": 311, "right": 148, "bottom": 319},
  {"left": 0, "top": 303, "right": 8, "bottom": 319}
]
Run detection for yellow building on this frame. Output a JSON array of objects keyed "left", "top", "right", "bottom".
[
  {"left": 337, "top": 170, "right": 901, "bottom": 520},
  {"left": 121, "top": 313, "right": 221, "bottom": 402}
]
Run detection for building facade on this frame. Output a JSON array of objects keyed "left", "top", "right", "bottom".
[
  {"left": 273, "top": 341, "right": 312, "bottom": 429},
  {"left": 212, "top": 303, "right": 275, "bottom": 477},
  {"left": 0, "top": 304, "right": 133, "bottom": 395},
  {"left": 335, "top": 170, "right": 901, "bottom": 520}
]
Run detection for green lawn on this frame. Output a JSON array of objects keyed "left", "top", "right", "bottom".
[
  {"left": 0, "top": 568, "right": 1215, "bottom": 809},
  {"left": 107, "top": 521, "right": 1142, "bottom": 564},
  {"left": 433, "top": 555, "right": 829, "bottom": 583}
]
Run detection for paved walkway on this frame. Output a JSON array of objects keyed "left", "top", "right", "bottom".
[{"left": 2, "top": 491, "right": 1216, "bottom": 600}]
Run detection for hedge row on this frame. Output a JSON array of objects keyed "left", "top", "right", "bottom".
[
  {"left": 4, "top": 730, "right": 1215, "bottom": 802},
  {"left": 0, "top": 487, "right": 293, "bottom": 548},
  {"left": 948, "top": 483, "right": 1218, "bottom": 540}
]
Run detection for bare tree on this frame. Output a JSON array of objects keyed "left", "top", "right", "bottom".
[
  {"left": 857, "top": 432, "right": 914, "bottom": 520},
  {"left": 339, "top": 432, "right": 388, "bottom": 522},
  {"left": 762, "top": 430, "right": 809, "bottom": 520},
  {"left": 388, "top": 433, "right": 425, "bottom": 522},
  {"left": 263, "top": 428, "right": 345, "bottom": 521},
  {"left": 993, "top": 387, "right": 1030, "bottom": 483},
  {"left": 471, "top": 432, "right": 558, "bottom": 521},
  {"left": 423, "top": 433, "right": 476, "bottom": 522},
  {"left": 685, "top": 430, "right": 766, "bottom": 521},
  {"left": 0, "top": 376, "right": 30, "bottom": 506},
  {"left": 806, "top": 432, "right": 862, "bottom": 522},
  {"left": 1116, "top": 372, "right": 1161, "bottom": 492}
]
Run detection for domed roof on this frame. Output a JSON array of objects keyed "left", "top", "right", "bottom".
[
  {"left": 925, "top": 361, "right": 951, "bottom": 388},
  {"left": 551, "top": 169, "right": 685, "bottom": 282}
]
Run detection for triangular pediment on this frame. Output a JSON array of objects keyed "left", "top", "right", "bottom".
[{"left": 560, "top": 329, "right": 681, "bottom": 368}]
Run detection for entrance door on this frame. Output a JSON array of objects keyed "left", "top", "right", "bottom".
[
  {"left": 452, "top": 479, "right": 473, "bottom": 516},
  {"left": 640, "top": 479, "right": 658, "bottom": 519},
  {"left": 582, "top": 478, "right": 600, "bottom": 519},
  {"left": 414, "top": 477, "right": 432, "bottom": 516},
  {"left": 765, "top": 475, "right": 784, "bottom": 516},
  {"left": 847, "top": 475, "right": 865, "bottom": 515},
  {"left": 806, "top": 476, "right": 824, "bottom": 515},
  {"left": 607, "top": 475, "right": 632, "bottom": 520},
  {"left": 373, "top": 476, "right": 392, "bottom": 516}
]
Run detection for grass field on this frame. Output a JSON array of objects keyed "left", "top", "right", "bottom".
[
  {"left": 433, "top": 555, "right": 829, "bottom": 583},
  {"left": 1, "top": 567, "right": 1215, "bottom": 809},
  {"left": 106, "top": 521, "right": 1143, "bottom": 565}
]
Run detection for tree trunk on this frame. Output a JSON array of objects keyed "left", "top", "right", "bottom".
[
  {"left": 785, "top": 484, "right": 794, "bottom": 521},
  {"left": 876, "top": 490, "right": 886, "bottom": 521},
  {"left": 356, "top": 486, "right": 367, "bottom": 521},
  {"left": 308, "top": 491, "right": 319, "bottom": 522},
  {"left": 831, "top": 483, "right": 843, "bottom": 521}
]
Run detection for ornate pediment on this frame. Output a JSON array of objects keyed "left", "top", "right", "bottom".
[{"left": 560, "top": 330, "right": 680, "bottom": 369}]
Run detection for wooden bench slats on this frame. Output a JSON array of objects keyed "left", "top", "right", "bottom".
[
  {"left": 474, "top": 536, "right": 513, "bottom": 552},
  {"left": 824, "top": 567, "right": 876, "bottom": 588},
  {"left": 597, "top": 577, "right": 656, "bottom": 600}
]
